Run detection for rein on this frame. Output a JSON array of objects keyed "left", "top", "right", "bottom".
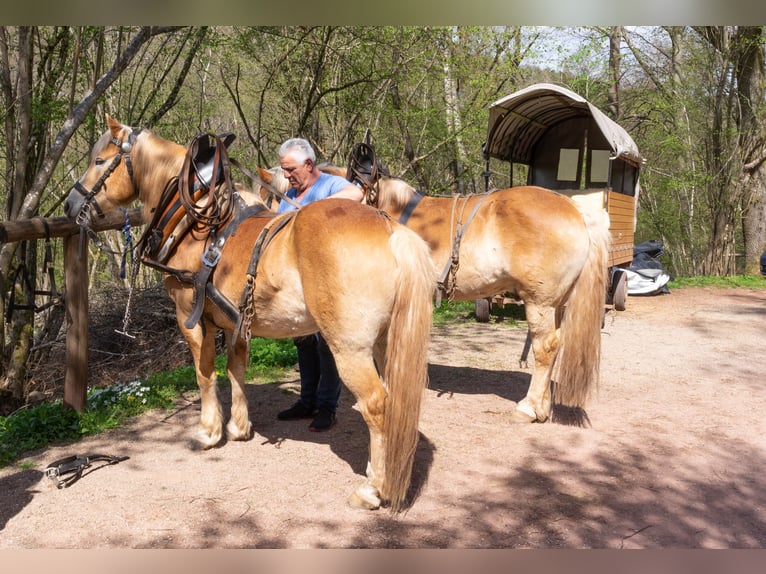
[
  {"left": 177, "top": 133, "right": 236, "bottom": 228},
  {"left": 229, "top": 157, "right": 303, "bottom": 211}
]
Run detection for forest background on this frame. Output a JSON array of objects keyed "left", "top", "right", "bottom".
[{"left": 0, "top": 25, "right": 764, "bottom": 403}]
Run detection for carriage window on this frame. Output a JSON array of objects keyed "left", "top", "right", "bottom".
[
  {"left": 557, "top": 148, "right": 579, "bottom": 182},
  {"left": 590, "top": 150, "right": 611, "bottom": 183}
]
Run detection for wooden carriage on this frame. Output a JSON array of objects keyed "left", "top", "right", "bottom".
[{"left": 481, "top": 83, "right": 642, "bottom": 313}]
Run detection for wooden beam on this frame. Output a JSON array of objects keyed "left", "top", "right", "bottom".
[
  {"left": 0, "top": 207, "right": 144, "bottom": 243},
  {"left": 63, "top": 233, "right": 89, "bottom": 412}
]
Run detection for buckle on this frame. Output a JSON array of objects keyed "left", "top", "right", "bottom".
[{"left": 201, "top": 236, "right": 225, "bottom": 267}]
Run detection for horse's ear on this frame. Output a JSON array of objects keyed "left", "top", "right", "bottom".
[
  {"left": 106, "top": 114, "right": 123, "bottom": 136},
  {"left": 257, "top": 167, "right": 273, "bottom": 184}
]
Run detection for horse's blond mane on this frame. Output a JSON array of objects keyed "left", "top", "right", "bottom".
[
  {"left": 268, "top": 166, "right": 290, "bottom": 193},
  {"left": 313, "top": 164, "right": 417, "bottom": 212},
  {"left": 376, "top": 177, "right": 416, "bottom": 213}
]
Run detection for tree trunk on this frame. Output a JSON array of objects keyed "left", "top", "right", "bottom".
[
  {"left": 743, "top": 168, "right": 766, "bottom": 274},
  {"left": 607, "top": 26, "right": 622, "bottom": 120},
  {"left": 443, "top": 33, "right": 466, "bottom": 194},
  {"left": 0, "top": 26, "right": 181, "bottom": 400},
  {"left": 733, "top": 26, "right": 766, "bottom": 274}
]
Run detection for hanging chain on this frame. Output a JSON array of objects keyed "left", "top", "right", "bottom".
[{"left": 115, "top": 209, "right": 140, "bottom": 339}]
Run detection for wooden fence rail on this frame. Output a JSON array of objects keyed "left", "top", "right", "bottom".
[{"left": 1, "top": 207, "right": 144, "bottom": 412}]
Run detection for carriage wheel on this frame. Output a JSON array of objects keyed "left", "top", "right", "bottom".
[
  {"left": 475, "top": 298, "right": 491, "bottom": 322},
  {"left": 611, "top": 269, "right": 628, "bottom": 311}
]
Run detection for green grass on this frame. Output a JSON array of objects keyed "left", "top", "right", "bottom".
[
  {"left": 668, "top": 275, "right": 766, "bottom": 289},
  {"left": 0, "top": 337, "right": 297, "bottom": 468},
  {"left": 432, "top": 298, "right": 525, "bottom": 326}
]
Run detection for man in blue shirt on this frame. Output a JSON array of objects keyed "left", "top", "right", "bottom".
[{"left": 275, "top": 138, "right": 363, "bottom": 431}]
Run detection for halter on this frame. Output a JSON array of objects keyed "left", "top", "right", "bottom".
[{"left": 71, "top": 128, "right": 142, "bottom": 225}]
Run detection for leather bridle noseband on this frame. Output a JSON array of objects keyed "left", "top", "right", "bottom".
[{"left": 71, "top": 129, "right": 142, "bottom": 225}]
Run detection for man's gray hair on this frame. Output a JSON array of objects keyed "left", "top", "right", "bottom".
[{"left": 279, "top": 138, "right": 316, "bottom": 164}]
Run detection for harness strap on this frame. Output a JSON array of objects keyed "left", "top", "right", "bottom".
[
  {"left": 235, "top": 210, "right": 297, "bottom": 341},
  {"left": 397, "top": 190, "right": 425, "bottom": 226},
  {"left": 190, "top": 200, "right": 272, "bottom": 329},
  {"left": 229, "top": 157, "right": 303, "bottom": 210},
  {"left": 184, "top": 231, "right": 227, "bottom": 329},
  {"left": 435, "top": 190, "right": 497, "bottom": 305}
]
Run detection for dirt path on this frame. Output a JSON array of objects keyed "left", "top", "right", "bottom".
[{"left": 1, "top": 286, "right": 765, "bottom": 548}]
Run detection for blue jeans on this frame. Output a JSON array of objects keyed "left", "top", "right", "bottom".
[{"left": 294, "top": 333, "right": 342, "bottom": 413}]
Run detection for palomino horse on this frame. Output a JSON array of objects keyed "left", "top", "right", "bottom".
[
  {"left": 257, "top": 165, "right": 611, "bottom": 425},
  {"left": 63, "top": 116, "right": 436, "bottom": 512}
]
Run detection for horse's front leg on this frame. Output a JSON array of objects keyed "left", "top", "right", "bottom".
[
  {"left": 223, "top": 330, "right": 252, "bottom": 441},
  {"left": 178, "top": 317, "right": 224, "bottom": 449}
]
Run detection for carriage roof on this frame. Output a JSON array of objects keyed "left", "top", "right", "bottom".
[{"left": 483, "top": 83, "right": 642, "bottom": 169}]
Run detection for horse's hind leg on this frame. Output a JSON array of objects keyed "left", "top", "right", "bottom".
[
  {"left": 224, "top": 330, "right": 252, "bottom": 441},
  {"left": 333, "top": 351, "right": 387, "bottom": 510},
  {"left": 512, "top": 303, "right": 559, "bottom": 423}
]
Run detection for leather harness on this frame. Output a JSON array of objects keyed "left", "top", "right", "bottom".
[
  {"left": 138, "top": 132, "right": 280, "bottom": 330},
  {"left": 347, "top": 140, "right": 496, "bottom": 304}
]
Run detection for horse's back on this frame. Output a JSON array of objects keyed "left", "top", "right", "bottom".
[
  {"left": 420, "top": 186, "right": 592, "bottom": 300},
  {"left": 229, "top": 198, "right": 428, "bottom": 340}
]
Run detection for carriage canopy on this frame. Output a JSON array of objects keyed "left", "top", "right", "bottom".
[{"left": 483, "top": 83, "right": 642, "bottom": 197}]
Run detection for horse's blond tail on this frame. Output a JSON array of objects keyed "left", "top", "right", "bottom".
[
  {"left": 381, "top": 225, "right": 436, "bottom": 512},
  {"left": 553, "top": 206, "right": 612, "bottom": 409}
]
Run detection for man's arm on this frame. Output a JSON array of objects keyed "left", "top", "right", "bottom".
[{"left": 331, "top": 184, "right": 364, "bottom": 202}]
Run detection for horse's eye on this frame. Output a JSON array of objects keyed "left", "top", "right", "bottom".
[{"left": 95, "top": 158, "right": 105, "bottom": 166}]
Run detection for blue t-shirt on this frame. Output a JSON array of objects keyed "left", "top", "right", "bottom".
[{"left": 276, "top": 172, "right": 352, "bottom": 213}]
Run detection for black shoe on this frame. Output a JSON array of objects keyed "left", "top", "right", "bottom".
[
  {"left": 277, "top": 401, "right": 315, "bottom": 420},
  {"left": 309, "top": 406, "right": 336, "bottom": 432}
]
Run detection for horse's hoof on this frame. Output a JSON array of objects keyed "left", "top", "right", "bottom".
[
  {"left": 226, "top": 419, "right": 252, "bottom": 441},
  {"left": 188, "top": 429, "right": 221, "bottom": 450},
  {"left": 348, "top": 484, "right": 381, "bottom": 510},
  {"left": 510, "top": 408, "right": 537, "bottom": 424}
]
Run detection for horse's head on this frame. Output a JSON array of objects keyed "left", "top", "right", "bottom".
[
  {"left": 249, "top": 166, "right": 288, "bottom": 208},
  {"left": 64, "top": 114, "right": 143, "bottom": 225}
]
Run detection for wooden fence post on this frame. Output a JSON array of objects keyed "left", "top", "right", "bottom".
[
  {"left": 0, "top": 208, "right": 143, "bottom": 410},
  {"left": 63, "top": 232, "right": 88, "bottom": 412}
]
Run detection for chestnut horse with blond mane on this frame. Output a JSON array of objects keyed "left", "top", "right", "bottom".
[
  {"left": 257, "top": 164, "right": 611, "bottom": 425},
  {"left": 64, "top": 116, "right": 436, "bottom": 512}
]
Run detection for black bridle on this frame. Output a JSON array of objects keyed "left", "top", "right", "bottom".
[{"left": 71, "top": 128, "right": 142, "bottom": 225}]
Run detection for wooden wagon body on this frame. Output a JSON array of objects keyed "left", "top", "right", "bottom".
[{"left": 481, "top": 83, "right": 643, "bottom": 311}]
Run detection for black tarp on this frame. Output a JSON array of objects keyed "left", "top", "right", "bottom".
[{"left": 625, "top": 240, "right": 672, "bottom": 295}]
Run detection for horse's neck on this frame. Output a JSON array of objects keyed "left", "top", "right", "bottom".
[{"left": 135, "top": 137, "right": 186, "bottom": 217}]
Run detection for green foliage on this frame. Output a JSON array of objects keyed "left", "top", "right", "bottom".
[
  {"left": 0, "top": 336, "right": 297, "bottom": 468},
  {"left": 0, "top": 402, "right": 80, "bottom": 467},
  {"left": 247, "top": 337, "right": 298, "bottom": 377}
]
